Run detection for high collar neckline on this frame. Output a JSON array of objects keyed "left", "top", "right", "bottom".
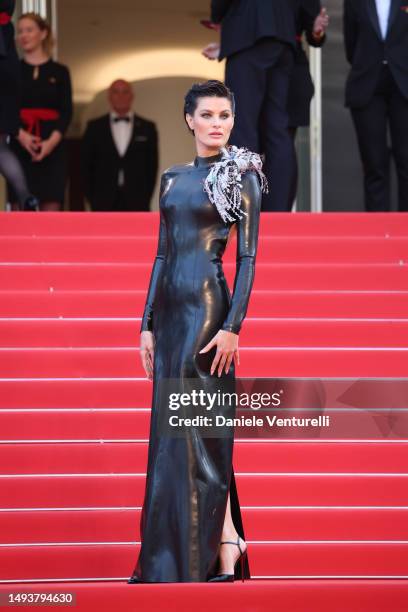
[{"left": 194, "top": 151, "right": 224, "bottom": 168}]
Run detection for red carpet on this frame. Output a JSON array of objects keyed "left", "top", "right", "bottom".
[{"left": 0, "top": 211, "right": 407, "bottom": 610}]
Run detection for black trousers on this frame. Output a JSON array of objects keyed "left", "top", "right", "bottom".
[
  {"left": 225, "top": 37, "right": 296, "bottom": 211},
  {"left": 91, "top": 186, "right": 150, "bottom": 211},
  {"left": 350, "top": 65, "right": 408, "bottom": 212}
]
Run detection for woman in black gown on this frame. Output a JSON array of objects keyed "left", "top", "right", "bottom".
[
  {"left": 0, "top": 0, "right": 38, "bottom": 210},
  {"left": 7, "top": 12, "right": 72, "bottom": 211},
  {"left": 286, "top": 2, "right": 328, "bottom": 207},
  {"left": 287, "top": 2, "right": 327, "bottom": 132},
  {"left": 127, "top": 80, "right": 267, "bottom": 583}
]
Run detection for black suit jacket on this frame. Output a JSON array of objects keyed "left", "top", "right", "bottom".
[
  {"left": 81, "top": 113, "right": 158, "bottom": 211},
  {"left": 211, "top": 0, "right": 299, "bottom": 59},
  {"left": 343, "top": 0, "right": 408, "bottom": 108}
]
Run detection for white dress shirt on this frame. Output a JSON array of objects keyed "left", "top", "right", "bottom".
[
  {"left": 375, "top": 0, "right": 391, "bottom": 39},
  {"left": 110, "top": 111, "right": 134, "bottom": 185}
]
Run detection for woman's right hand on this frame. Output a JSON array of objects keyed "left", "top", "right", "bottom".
[
  {"left": 140, "top": 330, "right": 155, "bottom": 381},
  {"left": 17, "top": 129, "right": 41, "bottom": 157}
]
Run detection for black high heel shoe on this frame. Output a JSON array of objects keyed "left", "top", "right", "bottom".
[
  {"left": 207, "top": 535, "right": 247, "bottom": 583},
  {"left": 127, "top": 575, "right": 143, "bottom": 584}
]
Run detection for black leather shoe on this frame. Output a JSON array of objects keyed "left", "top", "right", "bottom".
[{"left": 207, "top": 535, "right": 247, "bottom": 583}]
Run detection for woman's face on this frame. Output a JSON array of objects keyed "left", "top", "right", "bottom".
[
  {"left": 186, "top": 96, "right": 234, "bottom": 152},
  {"left": 17, "top": 18, "right": 47, "bottom": 54}
]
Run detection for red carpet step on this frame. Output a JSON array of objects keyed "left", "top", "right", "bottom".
[
  {"left": 1, "top": 506, "right": 408, "bottom": 544},
  {"left": 2, "top": 234, "right": 408, "bottom": 263},
  {"left": 1, "top": 210, "right": 407, "bottom": 235},
  {"left": 1, "top": 318, "right": 408, "bottom": 347},
  {"left": 1, "top": 262, "right": 407, "bottom": 291},
  {"left": 2, "top": 441, "right": 408, "bottom": 474},
  {"left": 1, "top": 289, "right": 407, "bottom": 318}
]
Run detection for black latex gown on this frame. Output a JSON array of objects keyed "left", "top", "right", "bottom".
[{"left": 128, "top": 152, "right": 261, "bottom": 582}]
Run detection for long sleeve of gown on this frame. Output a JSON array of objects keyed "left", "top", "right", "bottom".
[
  {"left": 221, "top": 170, "right": 262, "bottom": 335},
  {"left": 140, "top": 174, "right": 168, "bottom": 333}
]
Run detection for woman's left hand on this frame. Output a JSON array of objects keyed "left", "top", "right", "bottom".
[
  {"left": 32, "top": 130, "right": 62, "bottom": 162},
  {"left": 199, "top": 329, "right": 240, "bottom": 376}
]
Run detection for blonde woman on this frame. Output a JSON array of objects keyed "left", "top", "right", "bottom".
[
  {"left": 0, "top": 0, "right": 38, "bottom": 210},
  {"left": 8, "top": 12, "right": 72, "bottom": 211}
]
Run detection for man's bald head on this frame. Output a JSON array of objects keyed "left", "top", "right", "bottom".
[{"left": 108, "top": 79, "right": 134, "bottom": 115}]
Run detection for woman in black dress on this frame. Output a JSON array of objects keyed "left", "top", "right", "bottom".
[
  {"left": 286, "top": 2, "right": 328, "bottom": 206},
  {"left": 127, "top": 80, "right": 267, "bottom": 583},
  {"left": 0, "top": 0, "right": 38, "bottom": 210},
  {"left": 7, "top": 12, "right": 72, "bottom": 211},
  {"left": 287, "top": 3, "right": 328, "bottom": 133}
]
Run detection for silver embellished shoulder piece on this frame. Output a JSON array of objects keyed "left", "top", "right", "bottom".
[{"left": 203, "top": 145, "right": 269, "bottom": 223}]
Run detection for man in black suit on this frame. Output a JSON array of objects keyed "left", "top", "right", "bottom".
[
  {"left": 344, "top": 0, "right": 408, "bottom": 211},
  {"left": 211, "top": 0, "right": 299, "bottom": 211},
  {"left": 81, "top": 79, "right": 158, "bottom": 211}
]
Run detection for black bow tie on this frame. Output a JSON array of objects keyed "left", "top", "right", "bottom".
[{"left": 113, "top": 116, "right": 130, "bottom": 123}]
